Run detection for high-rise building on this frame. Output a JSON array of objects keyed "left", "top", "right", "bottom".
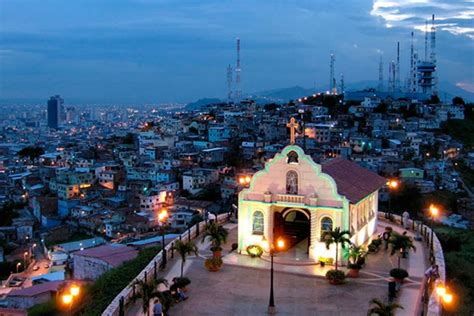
[{"left": 47, "top": 95, "right": 64, "bottom": 129}]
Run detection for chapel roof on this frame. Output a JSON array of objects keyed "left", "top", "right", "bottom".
[{"left": 321, "top": 157, "right": 387, "bottom": 204}]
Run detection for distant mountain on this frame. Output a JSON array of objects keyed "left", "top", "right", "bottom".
[
  {"left": 249, "top": 81, "right": 474, "bottom": 102},
  {"left": 185, "top": 98, "right": 222, "bottom": 110}
]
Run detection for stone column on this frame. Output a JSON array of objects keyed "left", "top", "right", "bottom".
[{"left": 308, "top": 209, "right": 318, "bottom": 261}]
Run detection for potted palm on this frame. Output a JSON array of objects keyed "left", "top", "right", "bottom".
[
  {"left": 172, "top": 240, "right": 198, "bottom": 278},
  {"left": 388, "top": 232, "right": 416, "bottom": 269},
  {"left": 202, "top": 222, "right": 229, "bottom": 258},
  {"left": 367, "top": 298, "right": 403, "bottom": 315},
  {"left": 323, "top": 227, "right": 351, "bottom": 285},
  {"left": 345, "top": 244, "right": 366, "bottom": 278}
]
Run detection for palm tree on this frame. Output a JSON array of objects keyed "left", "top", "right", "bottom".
[
  {"left": 345, "top": 244, "right": 366, "bottom": 265},
  {"left": 130, "top": 277, "right": 168, "bottom": 316},
  {"left": 172, "top": 240, "right": 198, "bottom": 277},
  {"left": 323, "top": 227, "right": 351, "bottom": 270},
  {"left": 201, "top": 222, "right": 229, "bottom": 256},
  {"left": 388, "top": 232, "right": 416, "bottom": 268},
  {"left": 367, "top": 298, "right": 403, "bottom": 316}
]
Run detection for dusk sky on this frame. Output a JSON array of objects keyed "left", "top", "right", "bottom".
[{"left": 0, "top": 0, "right": 473, "bottom": 104}]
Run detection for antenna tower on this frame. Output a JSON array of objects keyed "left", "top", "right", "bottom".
[
  {"left": 235, "top": 38, "right": 241, "bottom": 102},
  {"left": 396, "top": 42, "right": 401, "bottom": 91},
  {"left": 430, "top": 14, "right": 438, "bottom": 95}
]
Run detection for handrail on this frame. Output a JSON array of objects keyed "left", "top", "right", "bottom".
[
  {"left": 101, "top": 212, "right": 231, "bottom": 316},
  {"left": 377, "top": 212, "right": 446, "bottom": 316}
]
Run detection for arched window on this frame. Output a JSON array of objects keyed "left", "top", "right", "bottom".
[
  {"left": 320, "top": 217, "right": 333, "bottom": 240},
  {"left": 252, "top": 211, "right": 264, "bottom": 235},
  {"left": 286, "top": 171, "right": 298, "bottom": 195}
]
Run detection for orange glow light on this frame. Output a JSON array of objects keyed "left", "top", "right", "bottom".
[
  {"left": 436, "top": 286, "right": 446, "bottom": 296},
  {"left": 388, "top": 180, "right": 399, "bottom": 189},
  {"left": 442, "top": 293, "right": 453, "bottom": 304},
  {"left": 70, "top": 284, "right": 80, "bottom": 297},
  {"left": 430, "top": 204, "right": 439, "bottom": 217},
  {"left": 62, "top": 294, "right": 73, "bottom": 305},
  {"left": 158, "top": 209, "right": 168, "bottom": 222},
  {"left": 245, "top": 176, "right": 251, "bottom": 183},
  {"left": 239, "top": 177, "right": 245, "bottom": 184},
  {"left": 277, "top": 238, "right": 285, "bottom": 249}
]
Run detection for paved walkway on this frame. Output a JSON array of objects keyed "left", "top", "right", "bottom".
[{"left": 127, "top": 220, "right": 428, "bottom": 316}]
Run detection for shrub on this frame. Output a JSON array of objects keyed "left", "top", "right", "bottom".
[
  {"left": 368, "top": 244, "right": 378, "bottom": 253},
  {"left": 326, "top": 269, "right": 346, "bottom": 284},
  {"left": 246, "top": 245, "right": 264, "bottom": 258},
  {"left": 390, "top": 268, "right": 409, "bottom": 280},
  {"left": 174, "top": 277, "right": 191, "bottom": 289},
  {"left": 371, "top": 237, "right": 382, "bottom": 247}
]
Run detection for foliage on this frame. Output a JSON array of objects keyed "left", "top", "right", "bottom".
[
  {"left": 367, "top": 298, "right": 403, "bottom": 316},
  {"left": 246, "top": 245, "right": 264, "bottom": 258},
  {"left": 427, "top": 94, "right": 440, "bottom": 104},
  {"left": 389, "top": 268, "right": 409, "bottom": 280},
  {"left": 388, "top": 232, "right": 416, "bottom": 256},
  {"left": 17, "top": 146, "right": 44, "bottom": 163},
  {"left": 188, "top": 126, "right": 198, "bottom": 134},
  {"left": 454, "top": 159, "right": 474, "bottom": 190},
  {"left": 205, "top": 256, "right": 223, "bottom": 270},
  {"left": 81, "top": 246, "right": 161, "bottom": 315},
  {"left": 0, "top": 201, "right": 21, "bottom": 226},
  {"left": 325, "top": 269, "right": 346, "bottom": 284},
  {"left": 44, "top": 230, "right": 93, "bottom": 247},
  {"left": 368, "top": 244, "right": 378, "bottom": 253},
  {"left": 27, "top": 297, "right": 58, "bottom": 316},
  {"left": 452, "top": 96, "right": 465, "bottom": 106},
  {"left": 123, "top": 132, "right": 135, "bottom": 145},
  {"left": 441, "top": 119, "right": 474, "bottom": 148},
  {"left": 344, "top": 244, "right": 366, "bottom": 266},
  {"left": 0, "top": 260, "right": 23, "bottom": 280},
  {"left": 172, "top": 240, "right": 198, "bottom": 278},
  {"left": 187, "top": 213, "right": 203, "bottom": 228},
  {"left": 202, "top": 222, "right": 229, "bottom": 252},
  {"left": 434, "top": 226, "right": 474, "bottom": 315},
  {"left": 323, "top": 227, "right": 351, "bottom": 270},
  {"left": 389, "top": 184, "right": 422, "bottom": 215},
  {"left": 130, "top": 277, "right": 169, "bottom": 316},
  {"left": 173, "top": 277, "right": 191, "bottom": 289},
  {"left": 191, "top": 185, "right": 221, "bottom": 201}
]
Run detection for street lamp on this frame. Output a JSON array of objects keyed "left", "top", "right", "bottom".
[
  {"left": 429, "top": 204, "right": 440, "bottom": 256},
  {"left": 435, "top": 284, "right": 454, "bottom": 313},
  {"left": 16, "top": 262, "right": 21, "bottom": 273},
  {"left": 387, "top": 179, "right": 399, "bottom": 219},
  {"left": 23, "top": 251, "right": 29, "bottom": 268},
  {"left": 158, "top": 208, "right": 169, "bottom": 269},
  {"left": 261, "top": 236, "right": 285, "bottom": 314},
  {"left": 60, "top": 283, "right": 81, "bottom": 312}
]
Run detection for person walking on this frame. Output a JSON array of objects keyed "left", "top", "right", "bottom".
[{"left": 153, "top": 298, "right": 163, "bottom": 316}]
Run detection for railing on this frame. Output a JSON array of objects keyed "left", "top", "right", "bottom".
[
  {"left": 101, "top": 212, "right": 231, "bottom": 316},
  {"left": 377, "top": 212, "right": 446, "bottom": 316},
  {"left": 275, "top": 194, "right": 305, "bottom": 204}
]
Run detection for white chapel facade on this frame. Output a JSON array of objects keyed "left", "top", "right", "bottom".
[{"left": 237, "top": 122, "right": 386, "bottom": 263}]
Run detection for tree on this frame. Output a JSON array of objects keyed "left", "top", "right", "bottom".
[
  {"left": 388, "top": 232, "right": 416, "bottom": 268},
  {"left": 188, "top": 126, "right": 198, "bottom": 134},
  {"left": 452, "top": 96, "right": 465, "bottom": 106},
  {"left": 123, "top": 133, "right": 135, "bottom": 145},
  {"left": 18, "top": 146, "right": 44, "bottom": 163},
  {"left": 367, "top": 298, "right": 403, "bottom": 316},
  {"left": 202, "top": 222, "right": 229, "bottom": 254},
  {"left": 130, "top": 277, "right": 169, "bottom": 316},
  {"left": 172, "top": 240, "right": 198, "bottom": 278},
  {"left": 323, "top": 227, "right": 351, "bottom": 270},
  {"left": 428, "top": 94, "right": 440, "bottom": 104}
]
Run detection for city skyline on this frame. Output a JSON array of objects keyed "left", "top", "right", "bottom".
[{"left": 0, "top": 0, "right": 473, "bottom": 104}]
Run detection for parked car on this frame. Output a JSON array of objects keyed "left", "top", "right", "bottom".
[
  {"left": 32, "top": 265, "right": 39, "bottom": 271},
  {"left": 43, "top": 263, "right": 50, "bottom": 269}
]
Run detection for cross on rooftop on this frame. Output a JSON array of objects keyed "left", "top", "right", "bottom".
[{"left": 286, "top": 117, "right": 299, "bottom": 144}]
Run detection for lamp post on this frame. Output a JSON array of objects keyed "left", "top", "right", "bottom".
[
  {"left": 261, "top": 236, "right": 285, "bottom": 314},
  {"left": 429, "top": 204, "right": 439, "bottom": 257},
  {"left": 435, "top": 284, "right": 454, "bottom": 314},
  {"left": 23, "top": 251, "right": 29, "bottom": 268},
  {"left": 387, "top": 179, "right": 399, "bottom": 219},
  {"left": 158, "top": 208, "right": 169, "bottom": 269},
  {"left": 61, "top": 283, "right": 81, "bottom": 312},
  {"left": 16, "top": 262, "right": 21, "bottom": 273}
]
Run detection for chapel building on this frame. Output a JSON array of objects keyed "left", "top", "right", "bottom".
[{"left": 237, "top": 144, "right": 387, "bottom": 263}]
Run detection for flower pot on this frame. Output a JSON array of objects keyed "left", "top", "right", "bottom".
[
  {"left": 207, "top": 265, "right": 220, "bottom": 272},
  {"left": 319, "top": 261, "right": 325, "bottom": 267},
  {"left": 212, "top": 250, "right": 222, "bottom": 258},
  {"left": 329, "top": 279, "right": 343, "bottom": 285},
  {"left": 394, "top": 278, "right": 403, "bottom": 284},
  {"left": 347, "top": 269, "right": 360, "bottom": 278}
]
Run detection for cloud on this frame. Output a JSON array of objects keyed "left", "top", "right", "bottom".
[{"left": 371, "top": 0, "right": 474, "bottom": 40}]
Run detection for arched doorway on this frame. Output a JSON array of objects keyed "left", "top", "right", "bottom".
[{"left": 274, "top": 209, "right": 310, "bottom": 253}]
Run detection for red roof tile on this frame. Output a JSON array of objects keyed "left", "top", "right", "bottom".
[{"left": 322, "top": 157, "right": 387, "bottom": 204}]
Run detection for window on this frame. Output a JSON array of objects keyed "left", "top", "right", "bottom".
[
  {"left": 286, "top": 171, "right": 298, "bottom": 195},
  {"left": 320, "top": 217, "right": 333, "bottom": 240},
  {"left": 252, "top": 211, "right": 264, "bottom": 235},
  {"left": 287, "top": 151, "right": 299, "bottom": 164}
]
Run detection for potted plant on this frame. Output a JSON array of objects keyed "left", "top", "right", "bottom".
[
  {"left": 367, "top": 298, "right": 403, "bottom": 315},
  {"left": 390, "top": 268, "right": 409, "bottom": 283},
  {"left": 173, "top": 277, "right": 191, "bottom": 292},
  {"left": 172, "top": 240, "right": 198, "bottom": 278},
  {"left": 323, "top": 227, "right": 351, "bottom": 271},
  {"left": 205, "top": 256, "right": 223, "bottom": 272},
  {"left": 388, "top": 233, "right": 416, "bottom": 268},
  {"left": 345, "top": 244, "right": 366, "bottom": 278},
  {"left": 246, "top": 245, "right": 264, "bottom": 258},
  {"left": 326, "top": 269, "right": 346, "bottom": 285},
  {"left": 202, "top": 222, "right": 229, "bottom": 258}
]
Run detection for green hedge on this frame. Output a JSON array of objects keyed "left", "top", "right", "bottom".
[{"left": 80, "top": 246, "right": 160, "bottom": 315}]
